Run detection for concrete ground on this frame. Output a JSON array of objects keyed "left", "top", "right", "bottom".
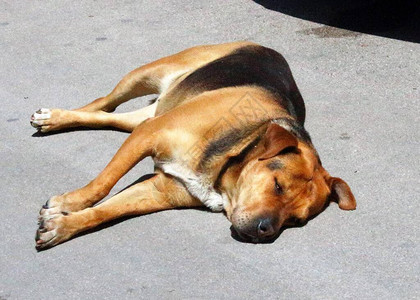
[{"left": 1, "top": 1, "right": 418, "bottom": 299}]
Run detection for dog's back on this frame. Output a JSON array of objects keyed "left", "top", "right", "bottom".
[{"left": 156, "top": 44, "right": 305, "bottom": 124}]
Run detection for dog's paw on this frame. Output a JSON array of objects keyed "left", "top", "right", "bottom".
[
  {"left": 39, "top": 193, "right": 87, "bottom": 218},
  {"left": 36, "top": 192, "right": 89, "bottom": 249},
  {"left": 39, "top": 195, "right": 71, "bottom": 218},
  {"left": 35, "top": 213, "right": 75, "bottom": 250},
  {"left": 30, "top": 108, "right": 73, "bottom": 132},
  {"left": 202, "top": 192, "right": 224, "bottom": 212},
  {"left": 30, "top": 108, "right": 52, "bottom": 132}
]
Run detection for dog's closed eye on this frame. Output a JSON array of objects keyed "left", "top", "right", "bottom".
[{"left": 274, "top": 178, "right": 283, "bottom": 195}]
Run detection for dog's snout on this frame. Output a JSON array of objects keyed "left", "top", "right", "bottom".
[
  {"left": 257, "top": 218, "right": 275, "bottom": 238},
  {"left": 233, "top": 215, "right": 278, "bottom": 242}
]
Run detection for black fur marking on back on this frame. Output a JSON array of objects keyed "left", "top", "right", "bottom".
[{"left": 176, "top": 45, "right": 306, "bottom": 124}]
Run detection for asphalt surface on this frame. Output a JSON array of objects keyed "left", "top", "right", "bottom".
[{"left": 1, "top": 1, "right": 419, "bottom": 299}]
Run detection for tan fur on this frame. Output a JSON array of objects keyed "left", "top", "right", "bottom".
[{"left": 33, "top": 42, "right": 355, "bottom": 249}]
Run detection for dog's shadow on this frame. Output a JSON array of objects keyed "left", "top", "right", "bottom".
[
  {"left": 31, "top": 126, "right": 129, "bottom": 137},
  {"left": 230, "top": 203, "right": 331, "bottom": 244},
  {"left": 253, "top": 0, "right": 419, "bottom": 43}
]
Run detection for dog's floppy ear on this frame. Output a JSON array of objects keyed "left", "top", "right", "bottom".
[
  {"left": 325, "top": 176, "right": 357, "bottom": 210},
  {"left": 258, "top": 123, "right": 298, "bottom": 160}
]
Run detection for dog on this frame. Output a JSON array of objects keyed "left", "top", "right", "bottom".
[{"left": 32, "top": 41, "right": 356, "bottom": 249}]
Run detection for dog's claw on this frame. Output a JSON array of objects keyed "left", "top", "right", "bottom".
[
  {"left": 42, "top": 199, "right": 49, "bottom": 208},
  {"left": 35, "top": 228, "right": 58, "bottom": 250},
  {"left": 35, "top": 213, "right": 63, "bottom": 250},
  {"left": 36, "top": 193, "right": 81, "bottom": 249}
]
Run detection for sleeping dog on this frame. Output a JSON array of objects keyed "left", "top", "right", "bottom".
[{"left": 32, "top": 41, "right": 356, "bottom": 249}]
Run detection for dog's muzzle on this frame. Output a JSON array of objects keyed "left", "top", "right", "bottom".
[{"left": 233, "top": 217, "right": 278, "bottom": 243}]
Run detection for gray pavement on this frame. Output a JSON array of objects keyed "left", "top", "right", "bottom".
[{"left": 1, "top": 1, "right": 419, "bottom": 299}]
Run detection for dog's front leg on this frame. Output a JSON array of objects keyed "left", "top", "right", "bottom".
[
  {"left": 36, "top": 172, "right": 202, "bottom": 250},
  {"left": 40, "top": 118, "right": 160, "bottom": 216}
]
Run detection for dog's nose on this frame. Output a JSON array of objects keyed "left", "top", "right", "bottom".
[{"left": 257, "top": 218, "right": 275, "bottom": 239}]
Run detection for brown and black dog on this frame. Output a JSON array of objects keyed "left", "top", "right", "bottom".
[{"left": 32, "top": 41, "right": 356, "bottom": 249}]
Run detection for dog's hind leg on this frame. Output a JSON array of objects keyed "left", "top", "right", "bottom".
[
  {"left": 35, "top": 172, "right": 202, "bottom": 250},
  {"left": 30, "top": 100, "right": 158, "bottom": 132},
  {"left": 30, "top": 55, "right": 187, "bottom": 133},
  {"left": 73, "top": 64, "right": 165, "bottom": 113},
  {"left": 31, "top": 42, "right": 256, "bottom": 132},
  {"left": 30, "top": 59, "right": 165, "bottom": 132}
]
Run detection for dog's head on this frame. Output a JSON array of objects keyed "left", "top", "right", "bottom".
[{"left": 224, "top": 123, "right": 356, "bottom": 243}]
